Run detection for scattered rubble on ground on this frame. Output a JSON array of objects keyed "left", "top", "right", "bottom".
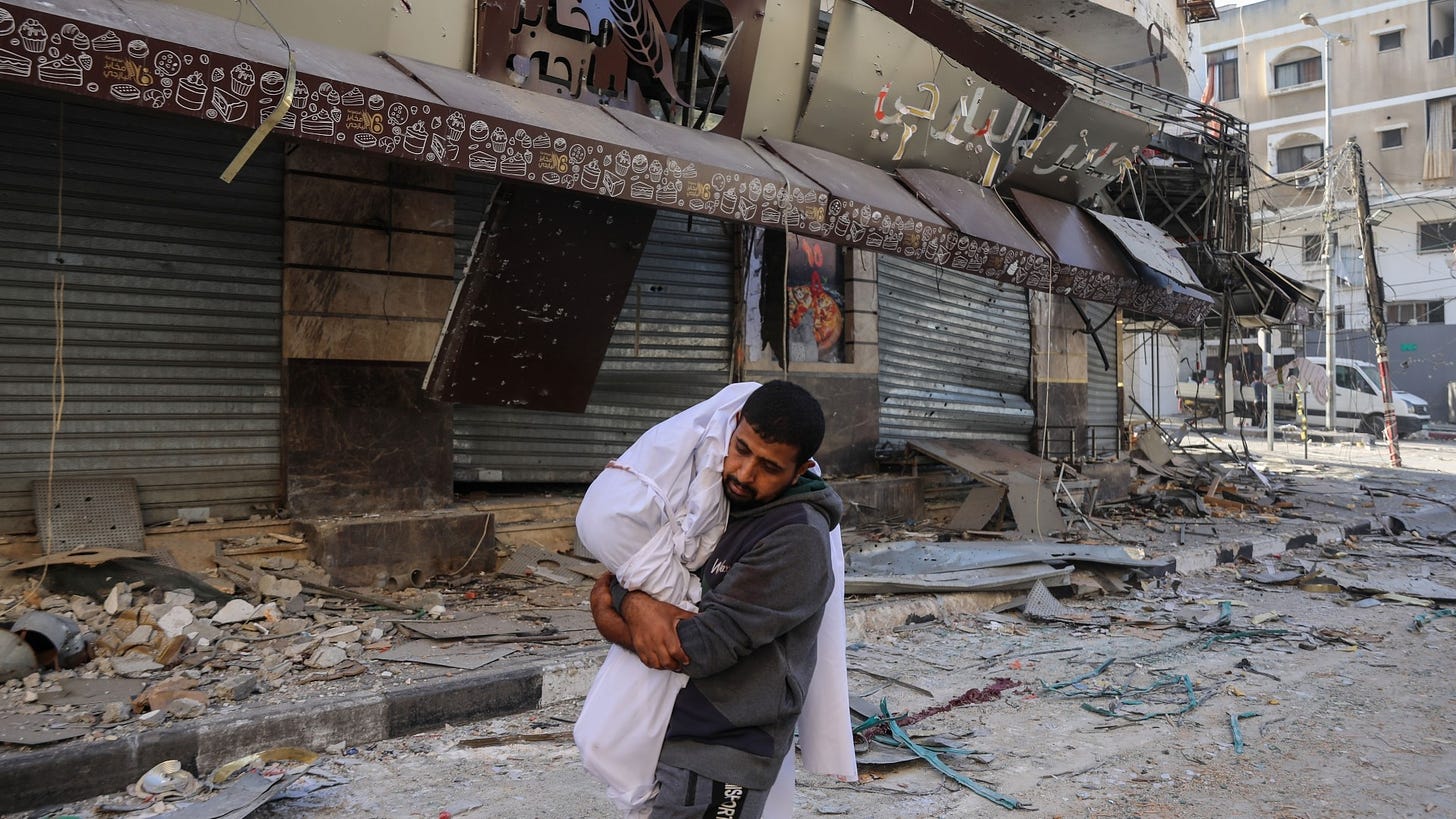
[{"left": 0, "top": 529, "right": 602, "bottom": 753}]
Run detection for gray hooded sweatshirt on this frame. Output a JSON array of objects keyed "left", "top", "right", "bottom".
[{"left": 616, "top": 476, "right": 842, "bottom": 790}]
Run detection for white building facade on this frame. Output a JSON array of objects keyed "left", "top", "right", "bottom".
[{"left": 1199, "top": 0, "right": 1456, "bottom": 421}]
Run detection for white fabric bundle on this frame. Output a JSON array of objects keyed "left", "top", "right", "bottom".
[{"left": 572, "top": 382, "right": 856, "bottom": 818}]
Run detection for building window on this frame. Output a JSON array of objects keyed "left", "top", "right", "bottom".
[
  {"left": 1379, "top": 128, "right": 1404, "bottom": 149},
  {"left": 1207, "top": 48, "right": 1239, "bottom": 101},
  {"left": 1379, "top": 30, "right": 1404, "bottom": 51},
  {"left": 1276, "top": 142, "right": 1323, "bottom": 174},
  {"left": 1417, "top": 219, "right": 1456, "bottom": 252},
  {"left": 1302, "top": 234, "right": 1323, "bottom": 262},
  {"left": 1432, "top": 0, "right": 1455, "bottom": 58},
  {"left": 1386, "top": 300, "right": 1447, "bottom": 323},
  {"left": 1425, "top": 98, "right": 1456, "bottom": 177},
  {"left": 1273, "top": 54, "right": 1321, "bottom": 89},
  {"left": 1336, "top": 244, "right": 1363, "bottom": 284},
  {"left": 1335, "top": 304, "right": 1347, "bottom": 331}
]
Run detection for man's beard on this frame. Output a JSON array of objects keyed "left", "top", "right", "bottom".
[{"left": 723, "top": 476, "right": 757, "bottom": 505}]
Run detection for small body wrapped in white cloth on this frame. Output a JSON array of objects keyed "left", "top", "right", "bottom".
[{"left": 573, "top": 382, "right": 856, "bottom": 817}]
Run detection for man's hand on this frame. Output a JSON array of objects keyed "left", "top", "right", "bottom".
[
  {"left": 589, "top": 573, "right": 632, "bottom": 649},
  {"left": 621, "top": 590, "right": 693, "bottom": 672}
]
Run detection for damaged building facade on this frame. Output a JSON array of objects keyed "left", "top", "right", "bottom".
[{"left": 0, "top": 0, "right": 1249, "bottom": 539}]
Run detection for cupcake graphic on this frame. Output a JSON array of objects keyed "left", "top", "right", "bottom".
[
  {"left": 490, "top": 127, "right": 508, "bottom": 153},
  {"left": 18, "top": 18, "right": 46, "bottom": 53},
  {"left": 445, "top": 110, "right": 465, "bottom": 141},
  {"left": 230, "top": 62, "right": 255, "bottom": 96}
]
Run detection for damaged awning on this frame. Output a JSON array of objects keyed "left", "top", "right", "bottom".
[
  {"left": 1225, "top": 252, "right": 1324, "bottom": 327},
  {"left": 1010, "top": 190, "right": 1215, "bottom": 326},
  {"left": 0, "top": 0, "right": 1211, "bottom": 327}
]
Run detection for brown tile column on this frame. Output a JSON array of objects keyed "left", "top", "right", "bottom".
[{"left": 281, "top": 142, "right": 456, "bottom": 515}]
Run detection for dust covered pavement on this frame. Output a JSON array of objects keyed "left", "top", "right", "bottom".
[{"left": 12, "top": 436, "right": 1456, "bottom": 817}]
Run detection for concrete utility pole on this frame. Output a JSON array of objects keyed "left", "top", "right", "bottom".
[
  {"left": 1301, "top": 12, "right": 1348, "bottom": 431},
  {"left": 1349, "top": 138, "right": 1403, "bottom": 467}
]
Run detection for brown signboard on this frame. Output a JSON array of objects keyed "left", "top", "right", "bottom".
[
  {"left": 799, "top": 2, "right": 1153, "bottom": 202},
  {"left": 474, "top": 0, "right": 768, "bottom": 138}
]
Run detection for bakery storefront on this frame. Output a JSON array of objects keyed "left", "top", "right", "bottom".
[{"left": 0, "top": 0, "right": 1216, "bottom": 525}]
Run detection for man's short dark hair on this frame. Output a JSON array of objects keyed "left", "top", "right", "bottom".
[{"left": 741, "top": 380, "right": 825, "bottom": 465}]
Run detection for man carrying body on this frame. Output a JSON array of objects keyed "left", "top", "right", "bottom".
[{"left": 589, "top": 380, "right": 841, "bottom": 818}]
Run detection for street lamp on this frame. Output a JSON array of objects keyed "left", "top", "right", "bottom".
[{"left": 1300, "top": 11, "right": 1350, "bottom": 430}]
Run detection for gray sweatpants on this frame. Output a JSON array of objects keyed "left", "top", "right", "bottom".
[{"left": 648, "top": 761, "right": 769, "bottom": 819}]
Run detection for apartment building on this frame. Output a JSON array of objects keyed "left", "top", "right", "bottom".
[{"left": 1201, "top": 0, "right": 1456, "bottom": 421}]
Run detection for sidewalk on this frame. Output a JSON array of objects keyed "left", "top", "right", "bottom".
[{"left": 4, "top": 435, "right": 1454, "bottom": 814}]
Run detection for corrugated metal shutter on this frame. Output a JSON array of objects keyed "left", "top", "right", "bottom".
[
  {"left": 450, "top": 176, "right": 734, "bottom": 482},
  {"left": 877, "top": 256, "right": 1033, "bottom": 449},
  {"left": 0, "top": 91, "right": 283, "bottom": 533},
  {"left": 1084, "top": 302, "right": 1121, "bottom": 457}
]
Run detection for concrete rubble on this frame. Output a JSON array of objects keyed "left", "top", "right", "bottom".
[{"left": 2, "top": 434, "right": 1455, "bottom": 815}]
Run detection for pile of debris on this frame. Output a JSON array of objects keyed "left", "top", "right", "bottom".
[
  {"left": 1121, "top": 422, "right": 1290, "bottom": 521},
  {"left": 0, "top": 535, "right": 601, "bottom": 750}
]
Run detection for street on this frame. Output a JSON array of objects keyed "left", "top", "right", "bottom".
[{"left": 186, "top": 438, "right": 1456, "bottom": 818}]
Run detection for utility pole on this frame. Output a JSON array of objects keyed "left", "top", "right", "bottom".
[
  {"left": 1349, "top": 138, "right": 1402, "bottom": 467},
  {"left": 1301, "top": 12, "right": 1348, "bottom": 431}
]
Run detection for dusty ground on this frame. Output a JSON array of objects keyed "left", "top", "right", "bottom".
[{"left": 20, "top": 435, "right": 1456, "bottom": 818}]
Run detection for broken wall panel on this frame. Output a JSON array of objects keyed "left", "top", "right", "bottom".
[
  {"left": 1031, "top": 292, "right": 1089, "bottom": 460},
  {"left": 426, "top": 183, "right": 658, "bottom": 413},
  {"left": 449, "top": 179, "right": 735, "bottom": 482}
]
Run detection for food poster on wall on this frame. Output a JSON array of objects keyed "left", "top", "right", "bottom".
[{"left": 745, "top": 227, "right": 846, "bottom": 365}]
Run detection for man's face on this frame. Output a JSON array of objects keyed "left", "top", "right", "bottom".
[{"left": 722, "top": 417, "right": 810, "bottom": 506}]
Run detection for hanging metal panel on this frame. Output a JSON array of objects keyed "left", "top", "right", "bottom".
[
  {"left": 451, "top": 176, "right": 734, "bottom": 482},
  {"left": 0, "top": 91, "right": 283, "bottom": 533},
  {"left": 877, "top": 255, "right": 1033, "bottom": 449},
  {"left": 1084, "top": 301, "right": 1121, "bottom": 457}
]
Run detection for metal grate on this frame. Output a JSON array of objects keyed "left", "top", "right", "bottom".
[{"left": 31, "top": 477, "right": 145, "bottom": 553}]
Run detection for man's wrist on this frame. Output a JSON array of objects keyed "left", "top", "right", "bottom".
[{"left": 609, "top": 578, "right": 630, "bottom": 613}]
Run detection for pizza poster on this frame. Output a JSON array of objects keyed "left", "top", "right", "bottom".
[{"left": 744, "top": 228, "right": 846, "bottom": 365}]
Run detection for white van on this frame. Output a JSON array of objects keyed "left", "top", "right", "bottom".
[{"left": 1177, "top": 357, "right": 1431, "bottom": 437}]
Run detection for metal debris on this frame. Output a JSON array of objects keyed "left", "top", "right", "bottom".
[{"left": 855, "top": 699, "right": 1022, "bottom": 810}]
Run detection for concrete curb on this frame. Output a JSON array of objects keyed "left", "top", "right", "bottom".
[
  {"left": 0, "top": 660, "right": 545, "bottom": 813},
  {"left": 0, "top": 515, "right": 1379, "bottom": 813}
]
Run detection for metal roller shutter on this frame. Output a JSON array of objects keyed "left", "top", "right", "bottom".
[
  {"left": 1084, "top": 302, "right": 1122, "bottom": 457},
  {"left": 0, "top": 91, "right": 284, "bottom": 533},
  {"left": 877, "top": 256, "right": 1033, "bottom": 449},
  {"left": 450, "top": 176, "right": 734, "bottom": 482}
]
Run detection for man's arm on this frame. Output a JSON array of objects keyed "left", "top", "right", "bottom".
[
  {"left": 593, "top": 573, "right": 695, "bottom": 671},
  {"left": 589, "top": 572, "right": 633, "bottom": 649},
  {"left": 615, "top": 583, "right": 694, "bottom": 672}
]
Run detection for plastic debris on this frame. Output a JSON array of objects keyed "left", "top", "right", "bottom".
[
  {"left": 1229, "top": 710, "right": 1260, "bottom": 754},
  {"left": 854, "top": 699, "right": 1022, "bottom": 810},
  {"left": 1043, "top": 659, "right": 1209, "bottom": 723},
  {"left": 1410, "top": 608, "right": 1456, "bottom": 632}
]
